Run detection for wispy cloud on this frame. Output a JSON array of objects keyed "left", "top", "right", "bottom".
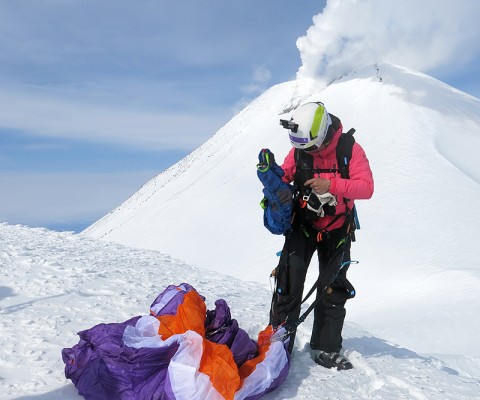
[
  {"left": 0, "top": 86, "right": 227, "bottom": 150},
  {"left": 241, "top": 65, "right": 273, "bottom": 94},
  {"left": 297, "top": 0, "right": 480, "bottom": 83},
  {"left": 0, "top": 2, "right": 272, "bottom": 152},
  {"left": 253, "top": 65, "right": 272, "bottom": 85},
  {"left": 234, "top": 65, "right": 273, "bottom": 113}
]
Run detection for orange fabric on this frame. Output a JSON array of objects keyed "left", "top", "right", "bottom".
[
  {"left": 157, "top": 291, "right": 206, "bottom": 339},
  {"left": 238, "top": 325, "right": 272, "bottom": 383},
  {"left": 199, "top": 340, "right": 240, "bottom": 400},
  {"left": 155, "top": 287, "right": 268, "bottom": 399}
]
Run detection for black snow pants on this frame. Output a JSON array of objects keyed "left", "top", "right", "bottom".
[{"left": 270, "top": 224, "right": 353, "bottom": 353}]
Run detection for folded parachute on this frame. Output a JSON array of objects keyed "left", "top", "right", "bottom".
[{"left": 62, "top": 283, "right": 290, "bottom": 400}]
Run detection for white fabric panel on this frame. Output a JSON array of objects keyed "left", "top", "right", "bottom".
[
  {"left": 168, "top": 330, "right": 224, "bottom": 400},
  {"left": 122, "top": 316, "right": 166, "bottom": 348},
  {"left": 234, "top": 341, "right": 289, "bottom": 400},
  {"left": 124, "top": 320, "right": 224, "bottom": 399}
]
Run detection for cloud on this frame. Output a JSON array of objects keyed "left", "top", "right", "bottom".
[
  {"left": 241, "top": 65, "right": 272, "bottom": 93},
  {"left": 0, "top": 1, "right": 325, "bottom": 153},
  {"left": 297, "top": 0, "right": 480, "bottom": 83},
  {"left": 253, "top": 65, "right": 272, "bottom": 85},
  {"left": 233, "top": 64, "right": 273, "bottom": 113},
  {"left": 0, "top": 2, "right": 269, "bottom": 152},
  {"left": 0, "top": 85, "right": 227, "bottom": 151}
]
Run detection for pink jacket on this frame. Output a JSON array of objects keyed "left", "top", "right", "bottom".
[{"left": 281, "top": 123, "right": 374, "bottom": 231}]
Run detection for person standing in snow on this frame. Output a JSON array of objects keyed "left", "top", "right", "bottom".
[{"left": 270, "top": 101, "right": 374, "bottom": 370}]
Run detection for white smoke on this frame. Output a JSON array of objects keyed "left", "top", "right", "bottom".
[{"left": 297, "top": 0, "right": 480, "bottom": 82}]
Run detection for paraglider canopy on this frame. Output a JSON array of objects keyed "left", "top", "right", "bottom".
[{"left": 62, "top": 283, "right": 290, "bottom": 400}]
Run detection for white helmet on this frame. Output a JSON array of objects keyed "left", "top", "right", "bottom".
[{"left": 280, "top": 102, "right": 332, "bottom": 152}]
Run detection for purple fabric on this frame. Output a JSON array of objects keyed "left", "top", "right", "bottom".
[
  {"left": 230, "top": 328, "right": 258, "bottom": 367},
  {"left": 149, "top": 283, "right": 203, "bottom": 317},
  {"left": 62, "top": 285, "right": 290, "bottom": 399},
  {"left": 205, "top": 299, "right": 258, "bottom": 367},
  {"left": 62, "top": 316, "right": 179, "bottom": 400}
]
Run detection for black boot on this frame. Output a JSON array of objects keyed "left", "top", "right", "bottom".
[{"left": 312, "top": 350, "right": 353, "bottom": 370}]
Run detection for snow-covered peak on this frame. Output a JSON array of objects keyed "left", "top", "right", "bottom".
[{"left": 84, "top": 63, "right": 480, "bottom": 274}]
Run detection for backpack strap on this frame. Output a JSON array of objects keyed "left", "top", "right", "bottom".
[
  {"left": 293, "top": 148, "right": 314, "bottom": 191},
  {"left": 336, "top": 128, "right": 355, "bottom": 179},
  {"left": 295, "top": 126, "right": 356, "bottom": 183},
  {"left": 292, "top": 149, "right": 315, "bottom": 231},
  {"left": 335, "top": 128, "right": 357, "bottom": 241}
]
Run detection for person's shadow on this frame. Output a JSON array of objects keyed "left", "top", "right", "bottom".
[{"left": 344, "top": 336, "right": 460, "bottom": 376}]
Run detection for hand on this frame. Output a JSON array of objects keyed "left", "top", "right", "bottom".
[{"left": 305, "top": 177, "right": 331, "bottom": 195}]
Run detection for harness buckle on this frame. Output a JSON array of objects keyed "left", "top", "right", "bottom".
[{"left": 301, "top": 188, "right": 312, "bottom": 209}]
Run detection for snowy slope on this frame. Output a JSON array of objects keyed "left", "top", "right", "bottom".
[
  {"left": 83, "top": 63, "right": 480, "bottom": 284},
  {"left": 84, "top": 63, "right": 480, "bottom": 362},
  {"left": 1, "top": 223, "right": 479, "bottom": 399},
  {"left": 83, "top": 76, "right": 312, "bottom": 278}
]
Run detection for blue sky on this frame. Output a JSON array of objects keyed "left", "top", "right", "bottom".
[{"left": 1, "top": 0, "right": 479, "bottom": 232}]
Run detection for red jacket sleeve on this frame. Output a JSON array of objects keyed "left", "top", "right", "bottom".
[
  {"left": 280, "top": 147, "right": 296, "bottom": 183},
  {"left": 329, "top": 143, "right": 374, "bottom": 200}
]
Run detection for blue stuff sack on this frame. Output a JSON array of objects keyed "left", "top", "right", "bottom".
[{"left": 257, "top": 149, "right": 294, "bottom": 235}]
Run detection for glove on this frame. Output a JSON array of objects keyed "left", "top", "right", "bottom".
[
  {"left": 306, "top": 192, "right": 337, "bottom": 217},
  {"left": 317, "top": 193, "right": 337, "bottom": 207},
  {"left": 257, "top": 149, "right": 285, "bottom": 178}
]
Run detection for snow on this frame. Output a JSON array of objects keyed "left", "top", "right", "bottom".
[
  {"left": 1, "top": 223, "right": 479, "bottom": 399},
  {"left": 2, "top": 63, "right": 480, "bottom": 399}
]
